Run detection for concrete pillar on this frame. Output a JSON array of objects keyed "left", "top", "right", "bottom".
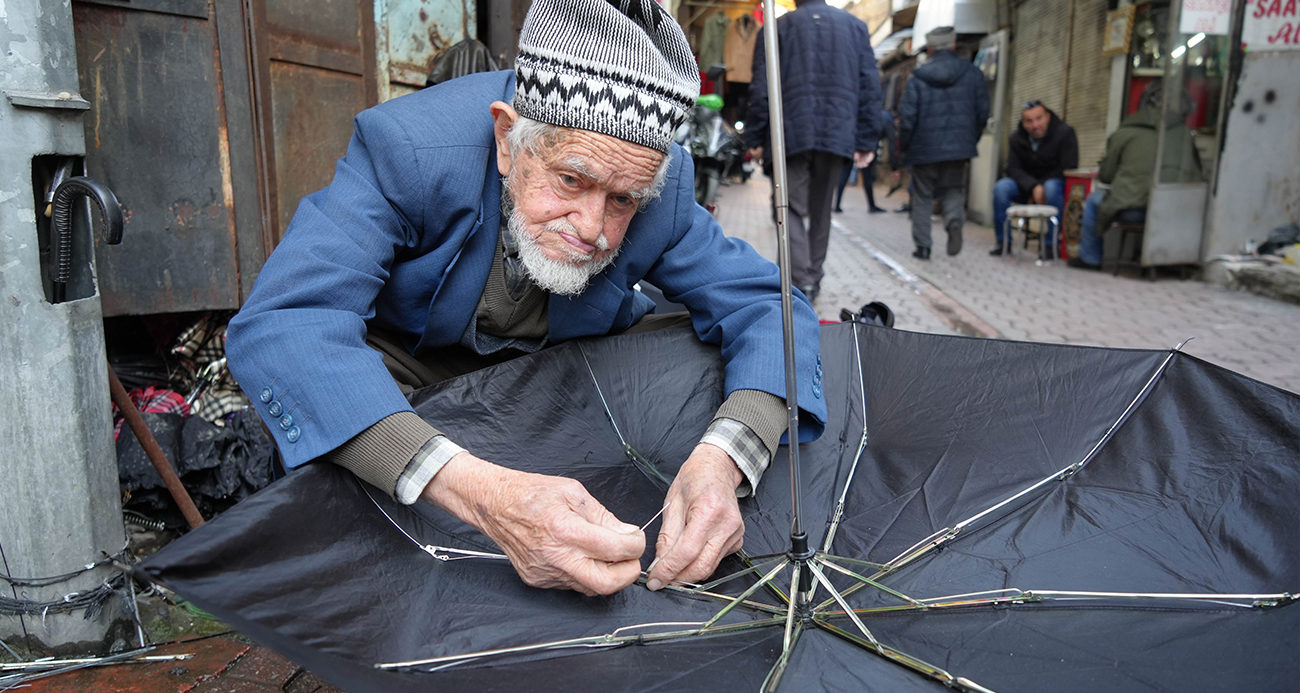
[{"left": 1, "top": 0, "right": 128, "bottom": 653}]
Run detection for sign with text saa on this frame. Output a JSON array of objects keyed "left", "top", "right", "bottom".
[{"left": 1245, "top": 0, "right": 1300, "bottom": 49}]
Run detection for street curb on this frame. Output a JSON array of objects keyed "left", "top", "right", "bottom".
[{"left": 832, "top": 220, "right": 1003, "bottom": 340}]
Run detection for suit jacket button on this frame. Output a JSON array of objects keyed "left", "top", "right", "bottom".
[
  {"left": 268, "top": 400, "right": 282, "bottom": 417},
  {"left": 260, "top": 387, "right": 273, "bottom": 403},
  {"left": 286, "top": 426, "right": 301, "bottom": 443},
  {"left": 279, "top": 414, "right": 294, "bottom": 430}
]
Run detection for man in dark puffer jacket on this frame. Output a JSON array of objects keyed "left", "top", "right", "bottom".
[
  {"left": 898, "top": 26, "right": 989, "bottom": 259},
  {"left": 992, "top": 101, "right": 1079, "bottom": 254},
  {"left": 746, "top": 0, "right": 880, "bottom": 300}
]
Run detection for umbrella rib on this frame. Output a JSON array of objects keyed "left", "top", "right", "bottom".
[
  {"left": 634, "top": 576, "right": 789, "bottom": 615},
  {"left": 761, "top": 617, "right": 804, "bottom": 693},
  {"left": 813, "top": 618, "right": 998, "bottom": 693},
  {"left": 701, "top": 559, "right": 791, "bottom": 629},
  {"left": 806, "top": 559, "right": 880, "bottom": 647},
  {"left": 817, "top": 341, "right": 1190, "bottom": 611},
  {"left": 815, "top": 555, "right": 924, "bottom": 608},
  {"left": 376, "top": 617, "right": 787, "bottom": 672},
  {"left": 822, "top": 322, "right": 870, "bottom": 553},
  {"left": 578, "top": 343, "right": 674, "bottom": 491},
  {"left": 695, "top": 556, "right": 786, "bottom": 592},
  {"left": 1021, "top": 589, "right": 1296, "bottom": 609}
]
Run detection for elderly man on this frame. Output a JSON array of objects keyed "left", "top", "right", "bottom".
[
  {"left": 992, "top": 100, "right": 1078, "bottom": 255},
  {"left": 226, "top": 0, "right": 825, "bottom": 598}
]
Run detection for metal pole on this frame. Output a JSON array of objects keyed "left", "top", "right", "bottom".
[{"left": 760, "top": 0, "right": 806, "bottom": 547}]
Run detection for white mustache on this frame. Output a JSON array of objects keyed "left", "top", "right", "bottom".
[{"left": 543, "top": 219, "right": 610, "bottom": 253}]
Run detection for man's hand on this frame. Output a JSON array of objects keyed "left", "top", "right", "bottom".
[
  {"left": 853, "top": 151, "right": 875, "bottom": 169},
  {"left": 1032, "top": 184, "right": 1046, "bottom": 205},
  {"left": 645, "top": 444, "right": 745, "bottom": 590},
  {"left": 748, "top": 147, "right": 763, "bottom": 162},
  {"left": 423, "top": 452, "right": 645, "bottom": 596}
]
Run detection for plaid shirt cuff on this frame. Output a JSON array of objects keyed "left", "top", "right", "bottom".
[
  {"left": 700, "top": 418, "right": 771, "bottom": 498},
  {"left": 395, "top": 435, "right": 466, "bottom": 505}
]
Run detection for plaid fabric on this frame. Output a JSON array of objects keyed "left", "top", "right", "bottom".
[
  {"left": 112, "top": 386, "right": 190, "bottom": 440},
  {"left": 700, "top": 417, "right": 770, "bottom": 498},
  {"left": 191, "top": 382, "right": 249, "bottom": 424},
  {"left": 395, "top": 435, "right": 467, "bottom": 505}
]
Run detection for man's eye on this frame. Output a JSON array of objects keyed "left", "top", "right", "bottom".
[
  {"left": 612, "top": 195, "right": 634, "bottom": 208},
  {"left": 559, "top": 174, "right": 580, "bottom": 187}
]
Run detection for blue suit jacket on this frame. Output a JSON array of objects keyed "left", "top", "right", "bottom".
[{"left": 227, "top": 71, "right": 827, "bottom": 468}]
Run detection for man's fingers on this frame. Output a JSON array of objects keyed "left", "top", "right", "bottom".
[
  {"left": 675, "top": 526, "right": 744, "bottom": 586},
  {"left": 558, "top": 518, "right": 645, "bottom": 564},
  {"left": 566, "top": 556, "right": 643, "bottom": 596},
  {"left": 647, "top": 514, "right": 711, "bottom": 590}
]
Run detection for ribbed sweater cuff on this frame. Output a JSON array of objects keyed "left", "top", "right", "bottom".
[
  {"left": 713, "top": 389, "right": 787, "bottom": 459},
  {"left": 328, "top": 412, "right": 442, "bottom": 498}
]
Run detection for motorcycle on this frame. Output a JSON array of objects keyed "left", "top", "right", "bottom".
[{"left": 673, "top": 94, "right": 748, "bottom": 213}]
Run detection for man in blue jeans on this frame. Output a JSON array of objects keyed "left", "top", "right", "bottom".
[{"left": 992, "top": 100, "right": 1078, "bottom": 255}]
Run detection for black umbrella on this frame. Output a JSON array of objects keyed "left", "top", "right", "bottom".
[{"left": 136, "top": 322, "right": 1299, "bottom": 692}]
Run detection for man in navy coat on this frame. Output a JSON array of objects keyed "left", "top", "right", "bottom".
[{"left": 227, "top": 0, "right": 826, "bottom": 597}]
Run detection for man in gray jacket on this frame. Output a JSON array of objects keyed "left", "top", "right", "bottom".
[{"left": 898, "top": 26, "right": 989, "bottom": 259}]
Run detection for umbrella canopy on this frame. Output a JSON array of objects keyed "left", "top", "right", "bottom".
[{"left": 137, "top": 323, "right": 1299, "bottom": 692}]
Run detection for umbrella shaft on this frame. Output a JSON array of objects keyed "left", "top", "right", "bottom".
[{"left": 761, "top": 0, "right": 804, "bottom": 546}]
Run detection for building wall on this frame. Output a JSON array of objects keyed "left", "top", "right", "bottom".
[
  {"left": 1010, "top": 0, "right": 1069, "bottom": 118},
  {"left": 1010, "top": 0, "right": 1112, "bottom": 168},
  {"left": 1205, "top": 49, "right": 1300, "bottom": 258},
  {"left": 1062, "top": 0, "right": 1112, "bottom": 167}
]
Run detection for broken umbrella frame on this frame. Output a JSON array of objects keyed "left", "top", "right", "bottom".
[
  {"left": 359, "top": 3, "right": 1293, "bottom": 686},
  {"left": 366, "top": 328, "right": 1295, "bottom": 691}
]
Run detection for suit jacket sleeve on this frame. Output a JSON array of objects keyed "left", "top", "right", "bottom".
[
  {"left": 226, "top": 107, "right": 434, "bottom": 468},
  {"left": 644, "top": 152, "right": 827, "bottom": 441}
]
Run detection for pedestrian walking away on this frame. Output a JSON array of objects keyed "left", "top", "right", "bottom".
[
  {"left": 746, "top": 0, "right": 881, "bottom": 301},
  {"left": 897, "top": 26, "right": 989, "bottom": 259}
]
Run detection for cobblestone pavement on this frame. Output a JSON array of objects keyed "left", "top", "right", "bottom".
[{"left": 714, "top": 174, "right": 1300, "bottom": 394}]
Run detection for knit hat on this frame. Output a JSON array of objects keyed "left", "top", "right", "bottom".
[
  {"left": 512, "top": 0, "right": 700, "bottom": 153},
  {"left": 926, "top": 26, "right": 957, "bottom": 51}
]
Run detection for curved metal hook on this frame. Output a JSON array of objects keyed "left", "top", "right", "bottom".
[
  {"left": 52, "top": 176, "right": 124, "bottom": 247},
  {"left": 48, "top": 176, "right": 123, "bottom": 304}
]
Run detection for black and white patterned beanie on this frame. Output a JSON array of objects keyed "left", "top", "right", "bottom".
[{"left": 513, "top": 0, "right": 700, "bottom": 153}]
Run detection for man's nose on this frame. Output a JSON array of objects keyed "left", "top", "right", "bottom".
[{"left": 568, "top": 193, "right": 607, "bottom": 242}]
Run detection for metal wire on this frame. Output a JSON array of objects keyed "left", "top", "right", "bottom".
[{"left": 823, "top": 323, "right": 870, "bottom": 552}]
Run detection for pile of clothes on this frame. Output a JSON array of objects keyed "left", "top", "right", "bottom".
[{"left": 111, "top": 312, "right": 274, "bottom": 527}]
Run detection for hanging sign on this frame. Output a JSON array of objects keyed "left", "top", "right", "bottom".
[
  {"left": 1180, "top": 0, "right": 1231, "bottom": 35},
  {"left": 1244, "top": 0, "right": 1300, "bottom": 49}
]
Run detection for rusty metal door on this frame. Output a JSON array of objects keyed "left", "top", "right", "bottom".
[
  {"left": 248, "top": 0, "right": 379, "bottom": 248},
  {"left": 376, "top": 0, "right": 477, "bottom": 101},
  {"left": 74, "top": 0, "right": 263, "bottom": 315}
]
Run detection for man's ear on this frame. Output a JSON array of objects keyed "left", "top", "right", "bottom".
[{"left": 490, "top": 101, "right": 518, "bottom": 177}]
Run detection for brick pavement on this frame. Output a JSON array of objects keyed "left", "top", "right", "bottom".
[{"left": 714, "top": 174, "right": 1300, "bottom": 394}]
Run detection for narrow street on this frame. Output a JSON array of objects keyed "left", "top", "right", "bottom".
[{"left": 716, "top": 174, "right": 1300, "bottom": 395}]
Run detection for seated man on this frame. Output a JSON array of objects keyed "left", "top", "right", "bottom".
[
  {"left": 992, "top": 100, "right": 1078, "bottom": 255},
  {"left": 226, "top": 0, "right": 826, "bottom": 598},
  {"left": 1070, "top": 83, "right": 1203, "bottom": 269}
]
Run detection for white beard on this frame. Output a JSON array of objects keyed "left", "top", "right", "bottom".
[{"left": 504, "top": 198, "right": 620, "bottom": 297}]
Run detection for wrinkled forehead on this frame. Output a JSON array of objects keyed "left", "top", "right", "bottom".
[{"left": 533, "top": 127, "right": 664, "bottom": 195}]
